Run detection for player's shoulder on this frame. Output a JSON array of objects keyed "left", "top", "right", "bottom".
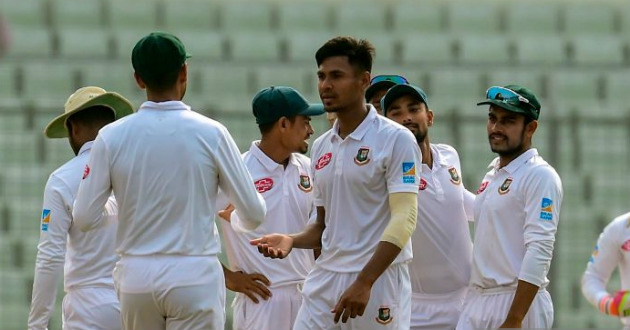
[
  {"left": 291, "top": 152, "right": 312, "bottom": 168},
  {"left": 525, "top": 155, "right": 561, "bottom": 181},
  {"left": 312, "top": 128, "right": 333, "bottom": 150},
  {"left": 607, "top": 212, "right": 630, "bottom": 231},
  {"left": 433, "top": 143, "right": 460, "bottom": 158}
]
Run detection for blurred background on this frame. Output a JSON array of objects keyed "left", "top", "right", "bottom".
[{"left": 0, "top": 0, "right": 628, "bottom": 328}]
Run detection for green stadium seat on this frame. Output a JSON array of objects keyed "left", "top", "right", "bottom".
[
  {"left": 427, "top": 69, "right": 483, "bottom": 113},
  {"left": 457, "top": 35, "right": 512, "bottom": 65},
  {"left": 0, "top": 131, "right": 39, "bottom": 167},
  {"left": 605, "top": 70, "right": 630, "bottom": 106},
  {"left": 228, "top": 33, "right": 281, "bottom": 62},
  {"left": 278, "top": 2, "right": 332, "bottom": 32},
  {"left": 621, "top": 4, "right": 630, "bottom": 39},
  {"left": 505, "top": 2, "right": 560, "bottom": 34},
  {"left": 515, "top": 36, "right": 567, "bottom": 66},
  {"left": 391, "top": 1, "right": 443, "bottom": 34},
  {"left": 1, "top": 0, "right": 47, "bottom": 28},
  {"left": 221, "top": 2, "right": 273, "bottom": 32},
  {"left": 107, "top": 0, "right": 159, "bottom": 30},
  {"left": 197, "top": 65, "right": 252, "bottom": 105},
  {"left": 254, "top": 66, "right": 310, "bottom": 98},
  {"left": 163, "top": 0, "right": 219, "bottom": 31},
  {"left": 5, "top": 28, "right": 53, "bottom": 59},
  {"left": 0, "top": 298, "right": 30, "bottom": 329},
  {"left": 22, "top": 62, "right": 80, "bottom": 103},
  {"left": 50, "top": 0, "right": 104, "bottom": 29},
  {"left": 548, "top": 71, "right": 600, "bottom": 108},
  {"left": 563, "top": 3, "right": 616, "bottom": 34},
  {"left": 447, "top": 2, "right": 501, "bottom": 33},
  {"left": 79, "top": 62, "right": 143, "bottom": 105},
  {"left": 172, "top": 31, "right": 223, "bottom": 61},
  {"left": 112, "top": 29, "right": 151, "bottom": 59},
  {"left": 570, "top": 36, "right": 624, "bottom": 65},
  {"left": 57, "top": 28, "right": 112, "bottom": 59},
  {"left": 485, "top": 70, "right": 544, "bottom": 96},
  {"left": 3, "top": 165, "right": 47, "bottom": 200},
  {"left": 7, "top": 197, "right": 42, "bottom": 236},
  {"left": 285, "top": 32, "right": 335, "bottom": 63},
  {"left": 399, "top": 34, "right": 455, "bottom": 64},
  {"left": 0, "top": 62, "right": 18, "bottom": 100},
  {"left": 334, "top": 2, "right": 389, "bottom": 35}
]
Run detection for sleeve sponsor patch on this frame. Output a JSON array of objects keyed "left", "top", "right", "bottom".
[
  {"left": 41, "top": 209, "right": 51, "bottom": 231},
  {"left": 402, "top": 162, "right": 416, "bottom": 184},
  {"left": 539, "top": 198, "right": 553, "bottom": 221},
  {"left": 588, "top": 244, "right": 599, "bottom": 263}
]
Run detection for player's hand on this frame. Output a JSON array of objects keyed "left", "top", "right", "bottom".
[
  {"left": 600, "top": 290, "right": 630, "bottom": 317},
  {"left": 331, "top": 279, "right": 372, "bottom": 323},
  {"left": 218, "top": 204, "right": 235, "bottom": 222},
  {"left": 225, "top": 270, "right": 272, "bottom": 304},
  {"left": 250, "top": 234, "right": 293, "bottom": 259}
]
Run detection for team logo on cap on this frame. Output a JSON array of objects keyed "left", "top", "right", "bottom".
[
  {"left": 354, "top": 147, "right": 370, "bottom": 165},
  {"left": 621, "top": 239, "right": 630, "bottom": 252},
  {"left": 315, "top": 153, "right": 332, "bottom": 170},
  {"left": 298, "top": 174, "right": 312, "bottom": 192},
  {"left": 419, "top": 178, "right": 427, "bottom": 191},
  {"left": 498, "top": 177, "right": 513, "bottom": 195},
  {"left": 448, "top": 167, "right": 461, "bottom": 185},
  {"left": 82, "top": 165, "right": 90, "bottom": 180},
  {"left": 375, "top": 306, "right": 393, "bottom": 325},
  {"left": 476, "top": 181, "right": 489, "bottom": 194},
  {"left": 254, "top": 178, "right": 274, "bottom": 193},
  {"left": 41, "top": 209, "right": 51, "bottom": 231},
  {"left": 540, "top": 198, "right": 553, "bottom": 221}
]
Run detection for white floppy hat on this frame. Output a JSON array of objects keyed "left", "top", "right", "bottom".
[{"left": 44, "top": 86, "right": 134, "bottom": 138}]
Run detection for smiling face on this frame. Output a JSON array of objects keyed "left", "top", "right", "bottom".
[
  {"left": 487, "top": 105, "right": 537, "bottom": 160},
  {"left": 317, "top": 56, "right": 369, "bottom": 114},
  {"left": 385, "top": 94, "right": 433, "bottom": 144}
]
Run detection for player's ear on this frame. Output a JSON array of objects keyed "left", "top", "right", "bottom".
[
  {"left": 179, "top": 63, "right": 188, "bottom": 83},
  {"left": 133, "top": 72, "right": 146, "bottom": 90},
  {"left": 427, "top": 108, "right": 434, "bottom": 127}
]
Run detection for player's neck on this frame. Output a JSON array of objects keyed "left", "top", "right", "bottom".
[
  {"left": 258, "top": 139, "right": 291, "bottom": 168},
  {"left": 145, "top": 88, "right": 183, "bottom": 103},
  {"left": 419, "top": 138, "right": 432, "bottom": 169},
  {"left": 336, "top": 103, "right": 369, "bottom": 139}
]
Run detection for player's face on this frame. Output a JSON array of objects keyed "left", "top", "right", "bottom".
[
  {"left": 66, "top": 121, "right": 82, "bottom": 155},
  {"left": 284, "top": 115, "right": 314, "bottom": 154},
  {"left": 368, "top": 89, "right": 388, "bottom": 115},
  {"left": 385, "top": 95, "right": 433, "bottom": 144},
  {"left": 487, "top": 106, "right": 536, "bottom": 158},
  {"left": 317, "top": 56, "right": 369, "bottom": 113}
]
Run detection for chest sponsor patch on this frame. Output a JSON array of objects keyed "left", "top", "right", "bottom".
[
  {"left": 315, "top": 152, "right": 332, "bottom": 170},
  {"left": 540, "top": 198, "right": 553, "bottom": 221},
  {"left": 476, "top": 181, "right": 489, "bottom": 194},
  {"left": 254, "top": 178, "right": 274, "bottom": 193},
  {"left": 402, "top": 162, "right": 416, "bottom": 184},
  {"left": 41, "top": 209, "right": 51, "bottom": 231},
  {"left": 82, "top": 164, "right": 90, "bottom": 180},
  {"left": 498, "top": 177, "right": 513, "bottom": 195},
  {"left": 354, "top": 147, "right": 370, "bottom": 165},
  {"left": 298, "top": 174, "right": 312, "bottom": 192},
  {"left": 622, "top": 239, "right": 630, "bottom": 251},
  {"left": 419, "top": 177, "right": 427, "bottom": 191},
  {"left": 448, "top": 166, "right": 461, "bottom": 185}
]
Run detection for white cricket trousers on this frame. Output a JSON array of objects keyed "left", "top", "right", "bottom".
[
  {"left": 410, "top": 288, "right": 467, "bottom": 330},
  {"left": 113, "top": 255, "right": 225, "bottom": 330},
  {"left": 232, "top": 283, "right": 303, "bottom": 330},
  {"left": 293, "top": 263, "right": 411, "bottom": 330},
  {"left": 455, "top": 286, "right": 553, "bottom": 330},
  {"left": 62, "top": 286, "right": 121, "bottom": 330}
]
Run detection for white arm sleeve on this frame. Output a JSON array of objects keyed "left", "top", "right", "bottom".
[
  {"left": 581, "top": 220, "right": 621, "bottom": 306},
  {"left": 216, "top": 128, "right": 266, "bottom": 232},
  {"left": 28, "top": 176, "right": 71, "bottom": 330},
  {"left": 73, "top": 134, "right": 113, "bottom": 232},
  {"left": 463, "top": 189, "right": 476, "bottom": 222}
]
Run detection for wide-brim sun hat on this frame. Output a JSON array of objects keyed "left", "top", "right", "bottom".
[{"left": 44, "top": 86, "right": 134, "bottom": 138}]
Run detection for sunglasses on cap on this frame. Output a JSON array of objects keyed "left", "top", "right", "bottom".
[
  {"left": 485, "top": 86, "right": 532, "bottom": 107},
  {"left": 370, "top": 75, "right": 409, "bottom": 85}
]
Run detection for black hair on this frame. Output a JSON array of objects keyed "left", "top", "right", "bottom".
[
  {"left": 257, "top": 115, "right": 297, "bottom": 135},
  {"left": 138, "top": 65, "right": 182, "bottom": 92},
  {"left": 315, "top": 36, "right": 375, "bottom": 74}
]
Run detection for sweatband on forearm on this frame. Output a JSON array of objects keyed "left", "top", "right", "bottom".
[{"left": 380, "top": 192, "right": 417, "bottom": 249}]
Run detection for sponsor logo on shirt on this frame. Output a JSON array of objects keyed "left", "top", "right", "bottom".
[
  {"left": 354, "top": 147, "right": 370, "bottom": 165},
  {"left": 402, "top": 162, "right": 416, "bottom": 184},
  {"left": 448, "top": 166, "right": 461, "bottom": 185},
  {"left": 622, "top": 239, "right": 630, "bottom": 252},
  {"left": 298, "top": 174, "right": 313, "bottom": 192},
  {"left": 41, "top": 209, "right": 51, "bottom": 231},
  {"left": 589, "top": 244, "right": 599, "bottom": 263},
  {"left": 254, "top": 178, "right": 274, "bottom": 193},
  {"left": 315, "top": 152, "right": 332, "bottom": 170},
  {"left": 419, "top": 177, "right": 427, "bottom": 191},
  {"left": 540, "top": 198, "right": 553, "bottom": 221},
  {"left": 476, "top": 181, "right": 489, "bottom": 194},
  {"left": 375, "top": 306, "right": 393, "bottom": 325},
  {"left": 498, "top": 177, "right": 513, "bottom": 195},
  {"left": 82, "top": 164, "right": 90, "bottom": 180}
]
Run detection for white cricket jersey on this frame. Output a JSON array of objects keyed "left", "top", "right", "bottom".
[
  {"left": 410, "top": 144, "right": 473, "bottom": 296},
  {"left": 73, "top": 101, "right": 266, "bottom": 256},
  {"left": 218, "top": 141, "right": 315, "bottom": 288},
  {"left": 28, "top": 142, "right": 118, "bottom": 330},
  {"left": 471, "top": 148, "right": 563, "bottom": 289},
  {"left": 310, "top": 105, "right": 421, "bottom": 273},
  {"left": 582, "top": 212, "right": 630, "bottom": 326}
]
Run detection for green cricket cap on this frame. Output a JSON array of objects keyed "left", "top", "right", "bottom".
[
  {"left": 252, "top": 86, "right": 325, "bottom": 125},
  {"left": 131, "top": 32, "right": 191, "bottom": 82}
]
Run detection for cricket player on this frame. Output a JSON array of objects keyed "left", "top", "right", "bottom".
[
  {"left": 252, "top": 36, "right": 421, "bottom": 330},
  {"left": 582, "top": 212, "right": 630, "bottom": 329},
  {"left": 382, "top": 84, "right": 475, "bottom": 330},
  {"left": 365, "top": 74, "right": 408, "bottom": 114},
  {"left": 72, "top": 32, "right": 266, "bottom": 330},
  {"left": 217, "top": 86, "right": 324, "bottom": 330},
  {"left": 456, "top": 85, "right": 563, "bottom": 330},
  {"left": 28, "top": 86, "right": 133, "bottom": 330}
]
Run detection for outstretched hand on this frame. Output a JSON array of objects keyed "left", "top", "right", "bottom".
[{"left": 250, "top": 234, "right": 294, "bottom": 259}]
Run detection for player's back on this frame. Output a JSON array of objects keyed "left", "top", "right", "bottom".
[{"left": 98, "top": 101, "right": 237, "bottom": 256}]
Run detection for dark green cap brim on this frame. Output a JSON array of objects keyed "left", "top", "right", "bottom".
[
  {"left": 300, "top": 104, "right": 325, "bottom": 117},
  {"left": 477, "top": 100, "right": 537, "bottom": 119}
]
